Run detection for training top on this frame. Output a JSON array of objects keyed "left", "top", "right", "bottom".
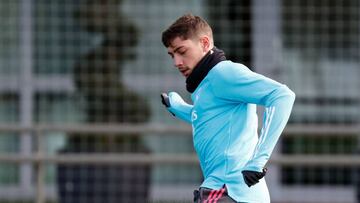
[{"left": 167, "top": 60, "right": 295, "bottom": 203}]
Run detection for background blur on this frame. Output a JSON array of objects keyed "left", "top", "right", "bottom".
[{"left": 0, "top": 0, "right": 359, "bottom": 202}]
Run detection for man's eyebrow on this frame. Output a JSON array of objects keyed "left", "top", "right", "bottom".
[{"left": 168, "top": 46, "right": 184, "bottom": 55}]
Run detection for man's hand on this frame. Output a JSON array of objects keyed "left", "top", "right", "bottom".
[
  {"left": 161, "top": 93, "right": 175, "bottom": 116},
  {"left": 161, "top": 93, "right": 171, "bottom": 107},
  {"left": 242, "top": 168, "right": 267, "bottom": 187}
]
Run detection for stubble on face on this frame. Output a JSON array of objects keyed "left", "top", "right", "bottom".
[{"left": 167, "top": 37, "right": 207, "bottom": 78}]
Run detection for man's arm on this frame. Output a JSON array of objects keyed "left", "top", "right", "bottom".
[
  {"left": 244, "top": 85, "right": 295, "bottom": 172},
  {"left": 210, "top": 62, "right": 295, "bottom": 184},
  {"left": 161, "top": 92, "right": 193, "bottom": 124}
]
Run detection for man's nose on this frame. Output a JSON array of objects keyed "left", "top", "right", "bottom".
[{"left": 173, "top": 56, "right": 183, "bottom": 67}]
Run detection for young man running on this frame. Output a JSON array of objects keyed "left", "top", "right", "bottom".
[{"left": 161, "top": 14, "right": 295, "bottom": 203}]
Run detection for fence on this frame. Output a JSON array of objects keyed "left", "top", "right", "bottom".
[
  {"left": 1, "top": 0, "right": 360, "bottom": 202},
  {"left": 0, "top": 124, "right": 360, "bottom": 203}
]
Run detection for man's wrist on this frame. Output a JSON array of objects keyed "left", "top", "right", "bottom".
[{"left": 243, "top": 165, "right": 263, "bottom": 172}]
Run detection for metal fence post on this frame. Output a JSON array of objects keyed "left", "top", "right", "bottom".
[{"left": 35, "top": 128, "right": 45, "bottom": 203}]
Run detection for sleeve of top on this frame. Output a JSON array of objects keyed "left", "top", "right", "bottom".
[
  {"left": 167, "top": 92, "right": 193, "bottom": 124},
  {"left": 210, "top": 63, "right": 296, "bottom": 172}
]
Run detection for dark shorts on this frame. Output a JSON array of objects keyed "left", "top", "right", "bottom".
[{"left": 193, "top": 185, "right": 237, "bottom": 203}]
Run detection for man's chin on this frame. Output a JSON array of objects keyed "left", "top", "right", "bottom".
[{"left": 184, "top": 71, "right": 193, "bottom": 77}]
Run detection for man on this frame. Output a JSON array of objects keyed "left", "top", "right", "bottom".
[{"left": 161, "top": 14, "right": 295, "bottom": 203}]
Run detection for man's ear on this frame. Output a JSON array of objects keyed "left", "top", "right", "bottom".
[{"left": 200, "top": 36, "right": 211, "bottom": 52}]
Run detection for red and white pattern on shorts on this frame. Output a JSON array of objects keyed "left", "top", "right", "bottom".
[
  {"left": 194, "top": 185, "right": 237, "bottom": 203},
  {"left": 204, "top": 187, "right": 226, "bottom": 203}
]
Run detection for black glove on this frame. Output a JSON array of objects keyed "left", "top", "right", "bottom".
[
  {"left": 242, "top": 168, "right": 267, "bottom": 187},
  {"left": 161, "top": 93, "right": 175, "bottom": 116},
  {"left": 161, "top": 93, "right": 171, "bottom": 107}
]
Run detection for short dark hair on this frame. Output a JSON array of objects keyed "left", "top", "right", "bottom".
[{"left": 162, "top": 14, "right": 213, "bottom": 47}]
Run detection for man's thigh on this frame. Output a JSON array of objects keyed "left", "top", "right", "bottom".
[{"left": 193, "top": 185, "right": 236, "bottom": 203}]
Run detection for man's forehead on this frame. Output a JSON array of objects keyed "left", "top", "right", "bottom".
[{"left": 167, "top": 37, "right": 190, "bottom": 52}]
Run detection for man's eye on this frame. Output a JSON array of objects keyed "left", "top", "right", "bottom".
[{"left": 179, "top": 50, "right": 186, "bottom": 55}]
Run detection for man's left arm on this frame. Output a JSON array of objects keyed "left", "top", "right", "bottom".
[
  {"left": 242, "top": 83, "right": 295, "bottom": 187},
  {"left": 210, "top": 63, "right": 295, "bottom": 186},
  {"left": 244, "top": 84, "right": 295, "bottom": 171}
]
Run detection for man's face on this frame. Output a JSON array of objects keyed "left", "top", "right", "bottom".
[{"left": 167, "top": 36, "right": 208, "bottom": 78}]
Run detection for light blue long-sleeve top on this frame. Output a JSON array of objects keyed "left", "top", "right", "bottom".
[{"left": 166, "top": 60, "right": 295, "bottom": 203}]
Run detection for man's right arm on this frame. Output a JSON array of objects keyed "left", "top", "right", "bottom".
[{"left": 161, "top": 92, "right": 193, "bottom": 124}]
